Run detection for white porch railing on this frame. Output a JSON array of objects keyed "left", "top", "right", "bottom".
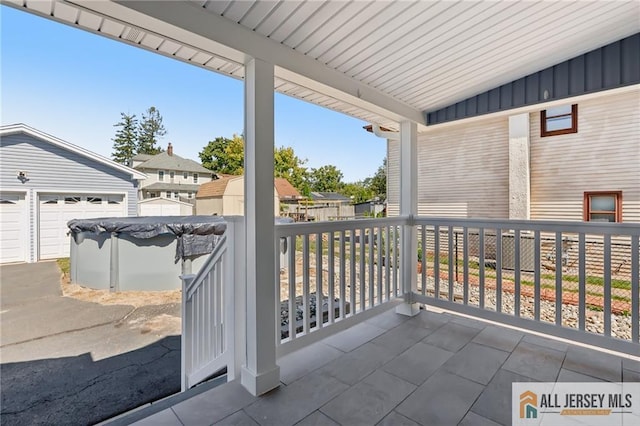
[
  {"left": 181, "top": 216, "right": 639, "bottom": 391},
  {"left": 274, "top": 217, "right": 407, "bottom": 356},
  {"left": 413, "top": 217, "right": 639, "bottom": 355},
  {"left": 180, "top": 218, "right": 245, "bottom": 391}
]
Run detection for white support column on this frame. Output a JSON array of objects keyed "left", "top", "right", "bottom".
[
  {"left": 396, "top": 120, "right": 420, "bottom": 316},
  {"left": 508, "top": 114, "right": 531, "bottom": 220},
  {"left": 241, "top": 58, "right": 280, "bottom": 396}
]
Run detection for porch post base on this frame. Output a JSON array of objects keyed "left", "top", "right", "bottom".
[
  {"left": 241, "top": 364, "right": 280, "bottom": 396},
  {"left": 396, "top": 302, "right": 421, "bottom": 317}
]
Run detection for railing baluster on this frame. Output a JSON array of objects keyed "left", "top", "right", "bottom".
[
  {"left": 555, "top": 232, "right": 563, "bottom": 326},
  {"left": 448, "top": 226, "right": 454, "bottom": 301},
  {"left": 604, "top": 234, "right": 612, "bottom": 337},
  {"left": 463, "top": 227, "right": 469, "bottom": 305},
  {"left": 631, "top": 235, "right": 639, "bottom": 344},
  {"left": 369, "top": 227, "right": 375, "bottom": 308},
  {"left": 495, "top": 228, "right": 502, "bottom": 313},
  {"left": 360, "top": 228, "right": 366, "bottom": 311},
  {"left": 350, "top": 228, "right": 356, "bottom": 315},
  {"left": 479, "top": 228, "right": 485, "bottom": 309},
  {"left": 339, "top": 230, "right": 346, "bottom": 319},
  {"left": 534, "top": 230, "right": 541, "bottom": 322},
  {"left": 303, "top": 234, "right": 310, "bottom": 334},
  {"left": 316, "top": 233, "right": 323, "bottom": 330},
  {"left": 514, "top": 229, "right": 521, "bottom": 317},
  {"left": 393, "top": 226, "right": 399, "bottom": 297},
  {"left": 328, "top": 231, "right": 335, "bottom": 325},
  {"left": 288, "top": 236, "right": 296, "bottom": 340},
  {"left": 578, "top": 233, "right": 586, "bottom": 332},
  {"left": 421, "top": 225, "right": 426, "bottom": 295},
  {"left": 434, "top": 225, "right": 440, "bottom": 299},
  {"left": 377, "top": 227, "right": 383, "bottom": 305},
  {"left": 216, "top": 263, "right": 223, "bottom": 355},
  {"left": 385, "top": 225, "right": 390, "bottom": 302},
  {"left": 275, "top": 239, "right": 281, "bottom": 343}
]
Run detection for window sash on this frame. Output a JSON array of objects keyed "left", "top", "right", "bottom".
[{"left": 541, "top": 104, "right": 577, "bottom": 137}]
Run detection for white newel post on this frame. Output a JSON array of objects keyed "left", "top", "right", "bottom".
[
  {"left": 241, "top": 58, "right": 280, "bottom": 396},
  {"left": 396, "top": 120, "right": 420, "bottom": 316}
]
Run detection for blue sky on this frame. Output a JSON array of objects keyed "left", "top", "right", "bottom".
[{"left": 0, "top": 5, "right": 385, "bottom": 182}]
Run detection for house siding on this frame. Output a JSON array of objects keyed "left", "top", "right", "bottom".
[
  {"left": 0, "top": 133, "right": 139, "bottom": 215},
  {"left": 387, "top": 117, "right": 509, "bottom": 218},
  {"left": 530, "top": 89, "right": 640, "bottom": 222},
  {"left": 388, "top": 88, "right": 639, "bottom": 223}
]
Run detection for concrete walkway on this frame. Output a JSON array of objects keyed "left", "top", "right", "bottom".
[{"left": 0, "top": 262, "right": 181, "bottom": 425}]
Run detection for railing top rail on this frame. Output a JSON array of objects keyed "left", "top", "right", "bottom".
[
  {"left": 275, "top": 216, "right": 409, "bottom": 237},
  {"left": 413, "top": 216, "right": 640, "bottom": 236}
]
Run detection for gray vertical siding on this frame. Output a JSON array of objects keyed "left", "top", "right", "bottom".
[
  {"left": 427, "top": 33, "right": 640, "bottom": 125},
  {"left": 0, "top": 133, "right": 139, "bottom": 215}
]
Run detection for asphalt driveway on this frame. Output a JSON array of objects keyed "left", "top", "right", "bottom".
[{"left": 0, "top": 262, "right": 181, "bottom": 425}]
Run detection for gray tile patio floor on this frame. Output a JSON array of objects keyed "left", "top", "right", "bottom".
[{"left": 128, "top": 307, "right": 640, "bottom": 426}]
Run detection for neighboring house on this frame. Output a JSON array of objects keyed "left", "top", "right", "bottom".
[
  {"left": 196, "top": 176, "right": 299, "bottom": 216},
  {"left": 0, "top": 124, "right": 146, "bottom": 263},
  {"left": 133, "top": 143, "right": 215, "bottom": 215},
  {"left": 385, "top": 36, "right": 640, "bottom": 223}
]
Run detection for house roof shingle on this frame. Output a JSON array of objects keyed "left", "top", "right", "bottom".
[
  {"left": 275, "top": 178, "right": 302, "bottom": 199},
  {"left": 310, "top": 192, "right": 351, "bottom": 202},
  {"left": 143, "top": 182, "right": 201, "bottom": 192},
  {"left": 134, "top": 151, "right": 212, "bottom": 174},
  {"left": 197, "top": 176, "right": 303, "bottom": 200},
  {"left": 196, "top": 175, "right": 237, "bottom": 198}
]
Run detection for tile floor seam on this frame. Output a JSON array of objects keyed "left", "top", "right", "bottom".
[
  {"left": 470, "top": 334, "right": 523, "bottom": 353},
  {"left": 169, "top": 407, "right": 185, "bottom": 426}
]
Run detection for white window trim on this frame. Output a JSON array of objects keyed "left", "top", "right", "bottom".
[{"left": 158, "top": 170, "right": 165, "bottom": 182}]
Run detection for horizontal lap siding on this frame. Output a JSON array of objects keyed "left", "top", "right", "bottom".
[
  {"left": 416, "top": 117, "right": 509, "bottom": 218},
  {"left": 0, "top": 134, "right": 138, "bottom": 215},
  {"left": 530, "top": 90, "right": 640, "bottom": 222}
]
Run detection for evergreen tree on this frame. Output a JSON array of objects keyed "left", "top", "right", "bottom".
[
  {"left": 111, "top": 113, "right": 138, "bottom": 165},
  {"left": 137, "top": 106, "right": 166, "bottom": 154}
]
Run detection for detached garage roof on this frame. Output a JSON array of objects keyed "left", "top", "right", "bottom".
[
  {"left": 0, "top": 123, "right": 147, "bottom": 180},
  {"left": 196, "top": 175, "right": 238, "bottom": 198}
]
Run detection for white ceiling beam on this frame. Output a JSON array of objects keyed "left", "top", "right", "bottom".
[{"left": 66, "top": 0, "right": 424, "bottom": 125}]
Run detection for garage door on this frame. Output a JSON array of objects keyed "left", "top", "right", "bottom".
[
  {"left": 139, "top": 202, "right": 181, "bottom": 216},
  {"left": 0, "top": 193, "right": 26, "bottom": 263},
  {"left": 39, "top": 194, "right": 125, "bottom": 260}
]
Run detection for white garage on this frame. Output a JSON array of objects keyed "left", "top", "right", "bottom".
[
  {"left": 0, "top": 124, "right": 146, "bottom": 263},
  {"left": 38, "top": 194, "right": 126, "bottom": 259},
  {"left": 0, "top": 192, "right": 27, "bottom": 263},
  {"left": 138, "top": 197, "right": 194, "bottom": 216}
]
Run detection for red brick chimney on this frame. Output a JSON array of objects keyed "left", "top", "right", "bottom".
[{"left": 167, "top": 143, "right": 173, "bottom": 156}]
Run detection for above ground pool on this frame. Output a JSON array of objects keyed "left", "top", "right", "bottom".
[{"left": 68, "top": 216, "right": 227, "bottom": 291}]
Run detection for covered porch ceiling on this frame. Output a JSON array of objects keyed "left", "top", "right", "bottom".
[{"left": 5, "top": 0, "right": 639, "bottom": 130}]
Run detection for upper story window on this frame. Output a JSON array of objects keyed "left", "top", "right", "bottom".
[
  {"left": 193, "top": 173, "right": 199, "bottom": 184},
  {"left": 169, "top": 171, "right": 175, "bottom": 180},
  {"left": 541, "top": 104, "right": 577, "bottom": 137},
  {"left": 183, "top": 172, "right": 188, "bottom": 180},
  {"left": 584, "top": 191, "right": 622, "bottom": 222},
  {"left": 174, "top": 192, "right": 179, "bottom": 199},
  {"left": 158, "top": 170, "right": 165, "bottom": 182}
]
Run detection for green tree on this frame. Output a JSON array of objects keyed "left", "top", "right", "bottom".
[
  {"left": 341, "top": 181, "right": 373, "bottom": 204},
  {"left": 199, "top": 134, "right": 244, "bottom": 175},
  {"left": 274, "top": 146, "right": 309, "bottom": 191},
  {"left": 137, "top": 106, "right": 166, "bottom": 154},
  {"left": 111, "top": 113, "right": 138, "bottom": 165},
  {"left": 200, "top": 138, "right": 311, "bottom": 191},
  {"left": 309, "top": 165, "right": 344, "bottom": 192},
  {"left": 367, "top": 157, "right": 387, "bottom": 201}
]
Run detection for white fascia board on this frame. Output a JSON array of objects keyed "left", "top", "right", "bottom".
[
  {"left": 70, "top": 0, "right": 424, "bottom": 125},
  {"left": 0, "top": 123, "right": 147, "bottom": 180}
]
